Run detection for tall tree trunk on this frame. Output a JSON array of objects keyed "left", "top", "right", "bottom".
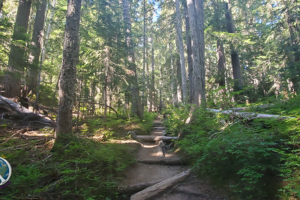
[
  {"left": 170, "top": 44, "right": 175, "bottom": 106},
  {"left": 177, "top": 56, "right": 182, "bottom": 103},
  {"left": 3, "top": 0, "right": 32, "bottom": 97},
  {"left": 175, "top": 0, "right": 187, "bottom": 102},
  {"left": 217, "top": 40, "right": 225, "bottom": 87},
  {"left": 186, "top": 0, "right": 205, "bottom": 107},
  {"left": 34, "top": 0, "right": 56, "bottom": 108},
  {"left": 285, "top": 2, "right": 300, "bottom": 91},
  {"left": 104, "top": 46, "right": 109, "bottom": 124},
  {"left": 225, "top": 1, "right": 243, "bottom": 92},
  {"left": 142, "top": 0, "right": 146, "bottom": 110},
  {"left": 146, "top": 36, "right": 150, "bottom": 111},
  {"left": 184, "top": 5, "right": 193, "bottom": 104},
  {"left": 28, "top": 0, "right": 47, "bottom": 94},
  {"left": 121, "top": 0, "right": 143, "bottom": 118},
  {"left": 56, "top": 0, "right": 81, "bottom": 135},
  {"left": 150, "top": 36, "right": 154, "bottom": 112}
]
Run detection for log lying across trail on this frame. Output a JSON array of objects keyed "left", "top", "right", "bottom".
[
  {"left": 135, "top": 135, "right": 178, "bottom": 142},
  {"left": 0, "top": 95, "right": 56, "bottom": 128},
  {"left": 130, "top": 169, "right": 191, "bottom": 200},
  {"left": 207, "top": 108, "right": 293, "bottom": 120},
  {"left": 118, "top": 179, "right": 163, "bottom": 194},
  {"left": 138, "top": 158, "right": 185, "bottom": 165}
]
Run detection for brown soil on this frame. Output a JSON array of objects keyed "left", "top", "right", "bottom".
[{"left": 120, "top": 118, "right": 231, "bottom": 200}]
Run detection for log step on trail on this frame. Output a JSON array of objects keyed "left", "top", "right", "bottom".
[
  {"left": 138, "top": 158, "right": 186, "bottom": 165},
  {"left": 135, "top": 135, "right": 178, "bottom": 142},
  {"left": 130, "top": 169, "right": 191, "bottom": 200}
]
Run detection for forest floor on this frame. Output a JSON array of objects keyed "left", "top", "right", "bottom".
[{"left": 120, "top": 118, "right": 230, "bottom": 200}]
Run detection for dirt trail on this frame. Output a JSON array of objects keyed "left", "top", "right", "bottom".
[{"left": 120, "top": 118, "right": 229, "bottom": 200}]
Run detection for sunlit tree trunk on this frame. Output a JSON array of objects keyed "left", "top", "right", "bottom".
[
  {"left": 175, "top": 0, "right": 187, "bottom": 102},
  {"left": 146, "top": 36, "right": 150, "bottom": 111},
  {"left": 225, "top": 1, "right": 243, "bottom": 93},
  {"left": 170, "top": 44, "right": 175, "bottom": 106},
  {"left": 121, "top": 0, "right": 143, "bottom": 118},
  {"left": 150, "top": 36, "right": 155, "bottom": 112},
  {"left": 186, "top": 0, "right": 205, "bottom": 107},
  {"left": 142, "top": 0, "right": 146, "bottom": 111},
  {"left": 4, "top": 0, "right": 32, "bottom": 97},
  {"left": 56, "top": 0, "right": 82, "bottom": 135},
  {"left": 184, "top": 5, "right": 193, "bottom": 104},
  {"left": 28, "top": 0, "right": 47, "bottom": 94},
  {"left": 194, "top": 0, "right": 206, "bottom": 102}
]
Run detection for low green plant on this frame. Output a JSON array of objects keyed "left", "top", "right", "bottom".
[
  {"left": 1, "top": 137, "right": 136, "bottom": 199},
  {"left": 166, "top": 102, "right": 300, "bottom": 199}
]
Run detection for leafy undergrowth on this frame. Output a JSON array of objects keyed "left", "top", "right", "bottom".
[
  {"left": 164, "top": 99, "right": 300, "bottom": 200},
  {"left": 0, "top": 112, "right": 157, "bottom": 199}
]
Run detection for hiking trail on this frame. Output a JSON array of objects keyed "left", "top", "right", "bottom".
[{"left": 120, "top": 117, "right": 229, "bottom": 200}]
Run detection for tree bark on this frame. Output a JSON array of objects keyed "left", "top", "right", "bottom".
[
  {"left": 151, "top": 36, "right": 155, "bottom": 112},
  {"left": 56, "top": 0, "right": 82, "bottom": 135},
  {"left": 194, "top": 0, "right": 206, "bottom": 103},
  {"left": 3, "top": 0, "right": 32, "bottom": 97},
  {"left": 142, "top": 0, "right": 146, "bottom": 111},
  {"left": 170, "top": 44, "right": 175, "bottom": 106},
  {"left": 27, "top": 0, "right": 47, "bottom": 94},
  {"left": 225, "top": 2, "right": 243, "bottom": 92},
  {"left": 130, "top": 170, "right": 191, "bottom": 200},
  {"left": 217, "top": 40, "right": 225, "bottom": 87},
  {"left": 186, "top": 0, "right": 205, "bottom": 107},
  {"left": 175, "top": 0, "right": 187, "bottom": 102},
  {"left": 121, "top": 0, "right": 143, "bottom": 118},
  {"left": 184, "top": 5, "right": 193, "bottom": 104}
]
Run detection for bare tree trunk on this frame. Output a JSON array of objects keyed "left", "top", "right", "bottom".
[
  {"left": 194, "top": 0, "right": 206, "bottom": 103},
  {"left": 4, "top": 0, "right": 32, "bottom": 97},
  {"left": 217, "top": 40, "right": 225, "bottom": 87},
  {"left": 121, "top": 0, "right": 143, "bottom": 118},
  {"left": 56, "top": 0, "right": 82, "bottom": 135},
  {"left": 170, "top": 44, "right": 175, "bottom": 106},
  {"left": 225, "top": 1, "right": 243, "bottom": 92},
  {"left": 76, "top": 74, "right": 83, "bottom": 131},
  {"left": 186, "top": 0, "right": 205, "bottom": 107},
  {"left": 184, "top": 5, "right": 193, "bottom": 104},
  {"left": 175, "top": 0, "right": 187, "bottom": 102},
  {"left": 28, "top": 0, "right": 47, "bottom": 94},
  {"left": 142, "top": 0, "right": 146, "bottom": 111},
  {"left": 146, "top": 36, "right": 150, "bottom": 111},
  {"left": 104, "top": 46, "right": 109, "bottom": 124},
  {"left": 150, "top": 36, "right": 155, "bottom": 112}
]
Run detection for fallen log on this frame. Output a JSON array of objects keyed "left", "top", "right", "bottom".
[
  {"left": 138, "top": 158, "right": 186, "bottom": 165},
  {"left": 118, "top": 179, "right": 162, "bottom": 194},
  {"left": 153, "top": 127, "right": 166, "bottom": 130},
  {"left": 135, "top": 135, "right": 178, "bottom": 142},
  {"left": 0, "top": 95, "right": 56, "bottom": 128},
  {"left": 130, "top": 169, "right": 191, "bottom": 200},
  {"left": 207, "top": 108, "right": 293, "bottom": 120},
  {"left": 229, "top": 104, "right": 274, "bottom": 111}
]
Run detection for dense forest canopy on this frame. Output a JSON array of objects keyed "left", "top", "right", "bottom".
[{"left": 1, "top": 0, "right": 300, "bottom": 199}]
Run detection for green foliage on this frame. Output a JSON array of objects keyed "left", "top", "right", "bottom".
[
  {"left": 166, "top": 101, "right": 300, "bottom": 199},
  {"left": 1, "top": 138, "right": 135, "bottom": 199}
]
